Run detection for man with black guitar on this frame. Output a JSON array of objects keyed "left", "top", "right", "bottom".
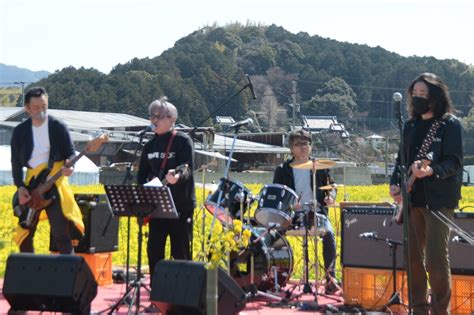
[
  {"left": 137, "top": 96, "right": 195, "bottom": 293},
  {"left": 11, "top": 86, "right": 85, "bottom": 254},
  {"left": 389, "top": 73, "right": 463, "bottom": 315}
]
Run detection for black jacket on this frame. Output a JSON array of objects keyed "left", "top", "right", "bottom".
[
  {"left": 390, "top": 114, "right": 463, "bottom": 209},
  {"left": 10, "top": 115, "right": 75, "bottom": 188},
  {"left": 137, "top": 130, "right": 196, "bottom": 215},
  {"left": 273, "top": 158, "right": 334, "bottom": 206}
]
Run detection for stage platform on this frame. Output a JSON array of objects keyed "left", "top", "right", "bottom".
[{"left": 0, "top": 276, "right": 351, "bottom": 314}]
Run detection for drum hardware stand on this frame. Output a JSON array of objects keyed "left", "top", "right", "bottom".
[
  {"left": 194, "top": 159, "right": 218, "bottom": 262},
  {"left": 310, "top": 158, "right": 321, "bottom": 304},
  {"left": 281, "top": 209, "right": 315, "bottom": 303},
  {"left": 241, "top": 225, "right": 283, "bottom": 302}
]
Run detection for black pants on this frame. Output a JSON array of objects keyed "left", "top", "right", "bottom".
[
  {"left": 19, "top": 186, "right": 74, "bottom": 254},
  {"left": 147, "top": 212, "right": 193, "bottom": 286}
]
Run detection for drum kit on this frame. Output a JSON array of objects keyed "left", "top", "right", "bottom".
[{"left": 195, "top": 150, "right": 340, "bottom": 301}]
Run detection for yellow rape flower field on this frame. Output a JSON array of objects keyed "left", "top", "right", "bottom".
[{"left": 0, "top": 184, "right": 472, "bottom": 281}]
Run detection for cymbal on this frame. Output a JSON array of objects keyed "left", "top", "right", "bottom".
[
  {"left": 291, "top": 159, "right": 336, "bottom": 170},
  {"left": 319, "top": 183, "right": 345, "bottom": 190},
  {"left": 195, "top": 149, "right": 237, "bottom": 162}
]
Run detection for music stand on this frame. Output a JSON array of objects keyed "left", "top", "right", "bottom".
[{"left": 102, "top": 184, "right": 179, "bottom": 315}]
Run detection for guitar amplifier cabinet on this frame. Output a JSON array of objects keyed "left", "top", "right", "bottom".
[
  {"left": 341, "top": 202, "right": 474, "bottom": 274},
  {"left": 341, "top": 202, "right": 404, "bottom": 269},
  {"left": 449, "top": 211, "right": 474, "bottom": 275},
  {"left": 50, "top": 194, "right": 119, "bottom": 253}
]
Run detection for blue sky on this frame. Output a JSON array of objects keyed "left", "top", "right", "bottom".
[{"left": 1, "top": 0, "right": 472, "bottom": 74}]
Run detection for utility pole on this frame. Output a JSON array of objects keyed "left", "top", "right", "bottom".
[
  {"left": 385, "top": 137, "right": 389, "bottom": 179},
  {"left": 13, "top": 81, "right": 25, "bottom": 107},
  {"left": 291, "top": 80, "right": 297, "bottom": 129}
]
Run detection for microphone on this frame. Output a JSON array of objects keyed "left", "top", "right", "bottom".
[
  {"left": 228, "top": 118, "right": 253, "bottom": 129},
  {"left": 393, "top": 92, "right": 403, "bottom": 116},
  {"left": 137, "top": 124, "right": 155, "bottom": 137},
  {"left": 452, "top": 236, "right": 468, "bottom": 244},
  {"left": 359, "top": 231, "right": 378, "bottom": 239},
  {"left": 246, "top": 75, "right": 257, "bottom": 100}
]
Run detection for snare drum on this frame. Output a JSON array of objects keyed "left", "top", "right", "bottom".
[
  {"left": 230, "top": 226, "right": 293, "bottom": 291},
  {"left": 205, "top": 178, "right": 250, "bottom": 224},
  {"left": 254, "top": 184, "right": 298, "bottom": 230}
]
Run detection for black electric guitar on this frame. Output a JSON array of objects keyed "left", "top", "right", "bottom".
[
  {"left": 12, "top": 134, "right": 108, "bottom": 229},
  {"left": 393, "top": 157, "right": 431, "bottom": 224}
]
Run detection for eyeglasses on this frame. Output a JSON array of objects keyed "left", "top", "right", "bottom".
[
  {"left": 149, "top": 114, "right": 169, "bottom": 120},
  {"left": 293, "top": 142, "right": 311, "bottom": 148}
]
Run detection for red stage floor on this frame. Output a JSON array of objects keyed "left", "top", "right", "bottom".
[{"left": 0, "top": 277, "right": 346, "bottom": 314}]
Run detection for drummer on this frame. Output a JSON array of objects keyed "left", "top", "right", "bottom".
[{"left": 273, "top": 129, "right": 339, "bottom": 295}]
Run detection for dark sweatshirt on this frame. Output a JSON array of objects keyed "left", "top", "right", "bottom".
[{"left": 137, "top": 130, "right": 196, "bottom": 216}]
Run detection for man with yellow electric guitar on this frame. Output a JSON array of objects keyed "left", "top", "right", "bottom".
[{"left": 11, "top": 87, "right": 106, "bottom": 254}]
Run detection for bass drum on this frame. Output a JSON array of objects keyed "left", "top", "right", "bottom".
[{"left": 230, "top": 227, "right": 293, "bottom": 292}]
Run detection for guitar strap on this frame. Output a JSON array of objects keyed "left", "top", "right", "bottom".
[
  {"left": 415, "top": 119, "right": 443, "bottom": 160},
  {"left": 158, "top": 130, "right": 177, "bottom": 179}
]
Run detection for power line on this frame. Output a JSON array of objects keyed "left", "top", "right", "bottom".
[
  {"left": 295, "top": 78, "right": 473, "bottom": 94},
  {"left": 258, "top": 92, "right": 473, "bottom": 109}
]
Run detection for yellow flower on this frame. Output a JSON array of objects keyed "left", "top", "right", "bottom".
[{"left": 206, "top": 219, "right": 250, "bottom": 269}]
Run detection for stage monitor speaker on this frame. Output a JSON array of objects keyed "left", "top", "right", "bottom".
[
  {"left": 50, "top": 194, "right": 119, "bottom": 253},
  {"left": 449, "top": 211, "right": 474, "bottom": 275},
  {"left": 2, "top": 253, "right": 98, "bottom": 314},
  {"left": 150, "top": 260, "right": 246, "bottom": 315},
  {"left": 341, "top": 202, "right": 404, "bottom": 269}
]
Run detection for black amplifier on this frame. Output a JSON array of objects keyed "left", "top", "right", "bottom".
[{"left": 341, "top": 202, "right": 473, "bottom": 274}]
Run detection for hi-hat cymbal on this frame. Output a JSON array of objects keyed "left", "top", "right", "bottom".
[
  {"left": 195, "top": 149, "right": 237, "bottom": 162},
  {"left": 291, "top": 159, "right": 336, "bottom": 170},
  {"left": 319, "top": 183, "right": 345, "bottom": 190}
]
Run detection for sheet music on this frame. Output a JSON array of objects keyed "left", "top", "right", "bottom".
[{"left": 144, "top": 177, "right": 163, "bottom": 187}]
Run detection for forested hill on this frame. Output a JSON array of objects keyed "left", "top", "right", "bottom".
[{"left": 33, "top": 23, "right": 473, "bottom": 131}]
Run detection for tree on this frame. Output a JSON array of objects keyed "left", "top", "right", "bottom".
[{"left": 301, "top": 77, "right": 357, "bottom": 118}]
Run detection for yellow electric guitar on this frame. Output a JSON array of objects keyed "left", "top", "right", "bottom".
[{"left": 12, "top": 134, "right": 108, "bottom": 229}]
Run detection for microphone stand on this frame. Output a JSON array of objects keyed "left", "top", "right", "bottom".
[
  {"left": 204, "top": 79, "right": 255, "bottom": 271},
  {"left": 431, "top": 211, "right": 474, "bottom": 245},
  {"left": 395, "top": 99, "right": 413, "bottom": 312},
  {"left": 361, "top": 235, "right": 406, "bottom": 310},
  {"left": 187, "top": 77, "right": 254, "bottom": 141},
  {"left": 208, "top": 124, "right": 240, "bottom": 274}
]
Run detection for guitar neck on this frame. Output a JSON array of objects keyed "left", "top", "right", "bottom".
[
  {"left": 38, "top": 151, "right": 86, "bottom": 194},
  {"left": 407, "top": 173, "right": 417, "bottom": 193}
]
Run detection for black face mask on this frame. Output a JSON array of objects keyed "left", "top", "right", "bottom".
[{"left": 412, "top": 96, "right": 430, "bottom": 115}]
